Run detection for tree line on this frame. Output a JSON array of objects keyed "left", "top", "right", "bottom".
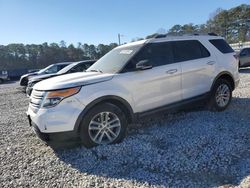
[
  {"left": 0, "top": 42, "right": 118, "bottom": 70},
  {"left": 0, "top": 4, "right": 249, "bottom": 71},
  {"left": 146, "top": 4, "right": 250, "bottom": 43}
]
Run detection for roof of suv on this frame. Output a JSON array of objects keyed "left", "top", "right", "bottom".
[
  {"left": 117, "top": 34, "right": 224, "bottom": 49},
  {"left": 149, "top": 35, "right": 223, "bottom": 43}
]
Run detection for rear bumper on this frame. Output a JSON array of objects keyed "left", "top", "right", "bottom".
[{"left": 0, "top": 76, "right": 8, "bottom": 80}]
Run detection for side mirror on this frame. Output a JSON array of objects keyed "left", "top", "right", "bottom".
[{"left": 135, "top": 60, "right": 152, "bottom": 70}]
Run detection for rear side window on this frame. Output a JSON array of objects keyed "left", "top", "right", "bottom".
[
  {"left": 173, "top": 40, "right": 210, "bottom": 62},
  {"left": 209, "top": 39, "right": 234, "bottom": 54}
]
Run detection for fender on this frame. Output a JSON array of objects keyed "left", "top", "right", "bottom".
[
  {"left": 73, "top": 95, "right": 135, "bottom": 132},
  {"left": 210, "top": 71, "right": 235, "bottom": 91}
]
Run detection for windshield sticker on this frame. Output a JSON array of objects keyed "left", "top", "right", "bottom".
[{"left": 120, "top": 50, "right": 133, "bottom": 54}]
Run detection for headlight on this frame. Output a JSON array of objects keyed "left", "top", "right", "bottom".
[{"left": 42, "top": 87, "right": 81, "bottom": 108}]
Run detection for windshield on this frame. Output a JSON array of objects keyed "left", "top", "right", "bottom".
[
  {"left": 56, "top": 63, "right": 76, "bottom": 74},
  {"left": 38, "top": 64, "right": 68, "bottom": 74},
  {"left": 87, "top": 44, "right": 142, "bottom": 74},
  {"left": 38, "top": 64, "right": 56, "bottom": 74}
]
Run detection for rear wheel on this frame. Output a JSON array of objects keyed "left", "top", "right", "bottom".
[
  {"left": 79, "top": 103, "right": 128, "bottom": 148},
  {"left": 208, "top": 79, "right": 232, "bottom": 111}
]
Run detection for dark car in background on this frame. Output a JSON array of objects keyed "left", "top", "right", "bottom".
[
  {"left": 239, "top": 47, "right": 250, "bottom": 68},
  {"left": 19, "top": 62, "right": 72, "bottom": 86},
  {"left": 26, "top": 60, "right": 95, "bottom": 96}
]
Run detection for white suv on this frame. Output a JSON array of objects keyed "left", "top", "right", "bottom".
[{"left": 27, "top": 34, "right": 239, "bottom": 147}]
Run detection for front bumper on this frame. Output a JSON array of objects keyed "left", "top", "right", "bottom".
[
  {"left": 27, "top": 115, "right": 78, "bottom": 141},
  {"left": 27, "top": 96, "right": 85, "bottom": 134},
  {"left": 26, "top": 86, "right": 33, "bottom": 96},
  {"left": 27, "top": 115, "right": 49, "bottom": 141}
]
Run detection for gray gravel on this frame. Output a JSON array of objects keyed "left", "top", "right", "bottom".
[{"left": 0, "top": 70, "right": 250, "bottom": 188}]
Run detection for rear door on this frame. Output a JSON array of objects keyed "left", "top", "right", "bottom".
[{"left": 173, "top": 40, "right": 216, "bottom": 99}]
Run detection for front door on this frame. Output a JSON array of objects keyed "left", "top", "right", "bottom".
[{"left": 117, "top": 41, "right": 182, "bottom": 113}]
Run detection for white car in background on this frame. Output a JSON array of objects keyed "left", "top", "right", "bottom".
[
  {"left": 27, "top": 34, "right": 239, "bottom": 148},
  {"left": 19, "top": 62, "right": 71, "bottom": 87},
  {"left": 26, "top": 60, "right": 96, "bottom": 96}
]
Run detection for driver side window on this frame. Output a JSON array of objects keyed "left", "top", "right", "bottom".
[{"left": 123, "top": 42, "right": 174, "bottom": 72}]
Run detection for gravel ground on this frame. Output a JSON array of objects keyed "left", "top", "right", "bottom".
[{"left": 0, "top": 70, "right": 250, "bottom": 188}]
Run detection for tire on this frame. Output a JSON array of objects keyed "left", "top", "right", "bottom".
[
  {"left": 0, "top": 79, "right": 3, "bottom": 84},
  {"left": 79, "top": 103, "right": 128, "bottom": 148},
  {"left": 208, "top": 79, "right": 232, "bottom": 112}
]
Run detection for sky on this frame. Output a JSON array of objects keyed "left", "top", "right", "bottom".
[{"left": 0, "top": 0, "right": 249, "bottom": 46}]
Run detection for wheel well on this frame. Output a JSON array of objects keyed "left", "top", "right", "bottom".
[
  {"left": 216, "top": 74, "right": 235, "bottom": 90},
  {"left": 97, "top": 99, "right": 134, "bottom": 124},
  {"left": 74, "top": 96, "right": 134, "bottom": 132},
  {"left": 74, "top": 95, "right": 135, "bottom": 133}
]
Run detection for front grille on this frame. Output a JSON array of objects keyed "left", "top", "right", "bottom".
[{"left": 29, "top": 90, "right": 46, "bottom": 113}]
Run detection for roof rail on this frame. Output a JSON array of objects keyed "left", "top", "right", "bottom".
[
  {"left": 154, "top": 34, "right": 167, "bottom": 38},
  {"left": 153, "top": 32, "right": 219, "bottom": 39}
]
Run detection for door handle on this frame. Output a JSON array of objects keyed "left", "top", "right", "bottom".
[
  {"left": 166, "top": 69, "right": 177, "bottom": 74},
  {"left": 207, "top": 61, "right": 216, "bottom": 65}
]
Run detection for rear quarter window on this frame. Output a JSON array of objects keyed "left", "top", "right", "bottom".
[
  {"left": 173, "top": 40, "right": 210, "bottom": 62},
  {"left": 209, "top": 39, "right": 234, "bottom": 54}
]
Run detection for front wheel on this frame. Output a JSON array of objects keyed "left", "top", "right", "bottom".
[
  {"left": 208, "top": 79, "right": 232, "bottom": 112},
  {"left": 79, "top": 103, "right": 128, "bottom": 148}
]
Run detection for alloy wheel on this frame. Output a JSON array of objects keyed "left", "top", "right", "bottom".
[
  {"left": 88, "top": 112, "right": 121, "bottom": 145},
  {"left": 215, "top": 84, "right": 230, "bottom": 107}
]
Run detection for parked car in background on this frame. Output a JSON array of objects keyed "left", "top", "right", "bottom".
[
  {"left": 19, "top": 62, "right": 72, "bottom": 87},
  {"left": 27, "top": 34, "right": 239, "bottom": 148},
  {"left": 28, "top": 69, "right": 40, "bottom": 73},
  {"left": 238, "top": 47, "right": 250, "bottom": 68},
  {"left": 26, "top": 60, "right": 96, "bottom": 96},
  {"left": 0, "top": 71, "right": 8, "bottom": 84}
]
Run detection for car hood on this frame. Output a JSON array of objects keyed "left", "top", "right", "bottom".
[
  {"left": 29, "top": 73, "right": 57, "bottom": 82},
  {"left": 21, "top": 72, "right": 38, "bottom": 78},
  {"left": 33, "top": 72, "right": 114, "bottom": 91}
]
